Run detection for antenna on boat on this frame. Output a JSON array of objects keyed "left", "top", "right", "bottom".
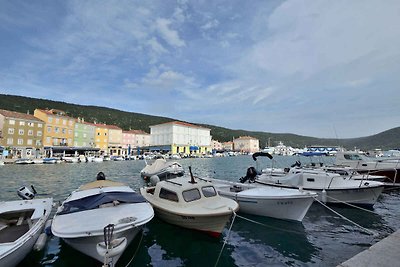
[{"left": 188, "top": 166, "right": 197, "bottom": 184}]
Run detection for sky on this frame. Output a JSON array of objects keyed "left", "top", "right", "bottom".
[{"left": 1, "top": 0, "right": 399, "bottom": 139}]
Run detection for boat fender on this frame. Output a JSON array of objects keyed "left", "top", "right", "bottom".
[
  {"left": 150, "top": 175, "right": 160, "bottom": 186},
  {"left": 321, "top": 189, "right": 327, "bottom": 203},
  {"left": 96, "top": 237, "right": 127, "bottom": 258},
  {"left": 364, "top": 182, "right": 369, "bottom": 186},
  {"left": 45, "top": 219, "right": 53, "bottom": 236},
  {"left": 33, "top": 233, "right": 47, "bottom": 251}
]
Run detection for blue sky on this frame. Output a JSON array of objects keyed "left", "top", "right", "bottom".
[{"left": 1, "top": 0, "right": 399, "bottom": 139}]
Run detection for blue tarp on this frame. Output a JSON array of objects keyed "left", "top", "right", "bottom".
[
  {"left": 189, "top": 146, "right": 199, "bottom": 151},
  {"left": 58, "top": 192, "right": 146, "bottom": 215}
]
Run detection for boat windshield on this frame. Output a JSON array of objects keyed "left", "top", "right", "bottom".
[
  {"left": 202, "top": 186, "right": 217, "bottom": 197},
  {"left": 58, "top": 192, "right": 146, "bottom": 215},
  {"left": 182, "top": 188, "right": 201, "bottom": 202}
]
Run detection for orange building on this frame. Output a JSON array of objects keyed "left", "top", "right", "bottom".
[{"left": 34, "top": 109, "right": 75, "bottom": 147}]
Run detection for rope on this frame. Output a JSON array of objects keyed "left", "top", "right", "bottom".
[
  {"left": 123, "top": 228, "right": 145, "bottom": 267},
  {"left": 214, "top": 209, "right": 237, "bottom": 267},
  {"left": 324, "top": 194, "right": 379, "bottom": 215},
  {"left": 313, "top": 197, "right": 378, "bottom": 236}
]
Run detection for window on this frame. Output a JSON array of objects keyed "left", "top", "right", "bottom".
[
  {"left": 47, "top": 126, "right": 52, "bottom": 133},
  {"left": 28, "top": 130, "right": 33, "bottom": 136},
  {"left": 48, "top": 117, "right": 53, "bottom": 123},
  {"left": 202, "top": 186, "right": 217, "bottom": 197},
  {"left": 68, "top": 129, "right": 72, "bottom": 135},
  {"left": 55, "top": 127, "right": 59, "bottom": 133},
  {"left": 69, "top": 120, "right": 73, "bottom": 126},
  {"left": 75, "top": 132, "right": 78, "bottom": 137},
  {"left": 9, "top": 119, "right": 15, "bottom": 125},
  {"left": 46, "top": 137, "right": 51, "bottom": 144},
  {"left": 28, "top": 122, "right": 34, "bottom": 127},
  {"left": 37, "top": 131, "right": 42, "bottom": 136},
  {"left": 18, "top": 129, "right": 24, "bottom": 135},
  {"left": 55, "top": 118, "right": 59, "bottom": 124},
  {"left": 83, "top": 133, "right": 87, "bottom": 138},
  {"left": 19, "top": 121, "right": 25, "bottom": 126},
  {"left": 62, "top": 119, "right": 66, "bottom": 125},
  {"left": 17, "top": 139, "right": 23, "bottom": 145},
  {"left": 159, "top": 188, "right": 179, "bottom": 202},
  {"left": 38, "top": 123, "right": 43, "bottom": 128},
  {"left": 62, "top": 128, "right": 66, "bottom": 134},
  {"left": 7, "top": 138, "right": 13, "bottom": 145},
  {"left": 8, "top": 128, "right": 14, "bottom": 134},
  {"left": 68, "top": 138, "right": 72, "bottom": 144},
  {"left": 27, "top": 139, "right": 33, "bottom": 145},
  {"left": 182, "top": 189, "right": 201, "bottom": 202}
]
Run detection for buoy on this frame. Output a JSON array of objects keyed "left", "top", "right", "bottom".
[
  {"left": 321, "top": 189, "right": 327, "bottom": 203},
  {"left": 33, "top": 233, "right": 47, "bottom": 251},
  {"left": 149, "top": 175, "right": 160, "bottom": 186}
]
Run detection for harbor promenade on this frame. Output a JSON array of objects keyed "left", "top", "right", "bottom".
[{"left": 338, "top": 229, "right": 400, "bottom": 267}]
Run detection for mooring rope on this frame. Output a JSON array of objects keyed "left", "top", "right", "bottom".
[
  {"left": 324, "top": 194, "right": 379, "bottom": 215},
  {"left": 214, "top": 209, "right": 237, "bottom": 267},
  {"left": 313, "top": 197, "right": 377, "bottom": 236},
  {"left": 122, "top": 228, "right": 145, "bottom": 267}
]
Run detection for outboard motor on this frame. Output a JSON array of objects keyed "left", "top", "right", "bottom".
[
  {"left": 18, "top": 185, "right": 36, "bottom": 200},
  {"left": 96, "top": 172, "right": 106, "bottom": 180},
  {"left": 291, "top": 161, "right": 301, "bottom": 168},
  {"left": 239, "top": 166, "right": 258, "bottom": 183}
]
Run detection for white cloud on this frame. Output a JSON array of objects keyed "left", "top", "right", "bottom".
[{"left": 155, "top": 18, "right": 186, "bottom": 47}]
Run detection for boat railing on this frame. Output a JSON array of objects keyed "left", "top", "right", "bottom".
[{"left": 166, "top": 180, "right": 182, "bottom": 186}]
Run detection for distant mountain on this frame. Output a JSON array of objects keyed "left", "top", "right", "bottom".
[{"left": 1, "top": 94, "right": 399, "bottom": 150}]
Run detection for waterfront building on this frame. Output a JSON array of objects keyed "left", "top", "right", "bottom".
[
  {"left": 122, "top": 130, "right": 150, "bottom": 155},
  {"left": 149, "top": 121, "right": 211, "bottom": 155},
  {"left": 212, "top": 140, "right": 223, "bottom": 152},
  {"left": 94, "top": 123, "right": 122, "bottom": 155},
  {"left": 0, "top": 109, "right": 45, "bottom": 158},
  {"left": 222, "top": 141, "right": 234, "bottom": 151},
  {"left": 74, "top": 118, "right": 96, "bottom": 148},
  {"left": 34, "top": 109, "right": 75, "bottom": 147},
  {"left": 233, "top": 136, "right": 260, "bottom": 153}
]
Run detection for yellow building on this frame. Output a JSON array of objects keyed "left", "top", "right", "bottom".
[
  {"left": 94, "top": 123, "right": 109, "bottom": 153},
  {"left": 94, "top": 123, "right": 122, "bottom": 155},
  {"left": 34, "top": 109, "right": 75, "bottom": 147}
]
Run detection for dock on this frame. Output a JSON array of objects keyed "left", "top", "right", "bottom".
[{"left": 338, "top": 229, "right": 400, "bottom": 267}]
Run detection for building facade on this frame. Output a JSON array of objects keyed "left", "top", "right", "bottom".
[
  {"left": 34, "top": 109, "right": 75, "bottom": 147},
  {"left": 108, "top": 125, "right": 123, "bottom": 156},
  {"left": 122, "top": 130, "right": 150, "bottom": 155},
  {"left": 94, "top": 124, "right": 109, "bottom": 153},
  {"left": 211, "top": 140, "right": 223, "bottom": 151},
  {"left": 0, "top": 109, "right": 45, "bottom": 158},
  {"left": 233, "top": 136, "right": 260, "bottom": 153},
  {"left": 74, "top": 118, "right": 96, "bottom": 148},
  {"left": 150, "top": 121, "right": 212, "bottom": 155}
]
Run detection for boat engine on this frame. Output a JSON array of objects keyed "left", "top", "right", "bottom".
[
  {"left": 239, "top": 166, "right": 258, "bottom": 183},
  {"left": 17, "top": 185, "right": 36, "bottom": 200}
]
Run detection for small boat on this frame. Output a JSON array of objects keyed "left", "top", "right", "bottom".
[
  {"left": 140, "top": 168, "right": 239, "bottom": 237},
  {"left": 92, "top": 157, "right": 104, "bottom": 163},
  {"left": 0, "top": 186, "right": 53, "bottom": 267},
  {"left": 32, "top": 159, "right": 44, "bottom": 164},
  {"left": 51, "top": 172, "right": 154, "bottom": 265},
  {"left": 140, "top": 158, "right": 184, "bottom": 181},
  {"left": 42, "top": 158, "right": 57, "bottom": 164},
  {"left": 14, "top": 159, "right": 33, "bottom": 165},
  {"left": 111, "top": 156, "right": 124, "bottom": 161},
  {"left": 246, "top": 152, "right": 385, "bottom": 207},
  {"left": 209, "top": 178, "right": 316, "bottom": 222},
  {"left": 0, "top": 161, "right": 4, "bottom": 166}
]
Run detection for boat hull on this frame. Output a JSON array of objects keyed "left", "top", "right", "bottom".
[
  {"left": 256, "top": 180, "right": 383, "bottom": 207},
  {"left": 153, "top": 207, "right": 232, "bottom": 237},
  {"left": 218, "top": 191, "right": 314, "bottom": 222},
  {"left": 62, "top": 226, "right": 141, "bottom": 263}
]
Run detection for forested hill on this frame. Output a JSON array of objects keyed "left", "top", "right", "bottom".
[{"left": 1, "top": 94, "right": 399, "bottom": 150}]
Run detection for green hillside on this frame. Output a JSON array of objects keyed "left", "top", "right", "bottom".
[{"left": 0, "top": 94, "right": 399, "bottom": 150}]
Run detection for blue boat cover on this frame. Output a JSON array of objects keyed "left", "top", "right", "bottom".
[{"left": 58, "top": 192, "right": 147, "bottom": 215}]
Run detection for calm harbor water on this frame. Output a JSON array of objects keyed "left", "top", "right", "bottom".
[{"left": 1, "top": 155, "right": 399, "bottom": 267}]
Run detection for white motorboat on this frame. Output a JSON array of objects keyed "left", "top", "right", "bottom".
[
  {"left": 51, "top": 172, "right": 154, "bottom": 266},
  {"left": 140, "top": 158, "right": 185, "bottom": 181},
  {"left": 92, "top": 157, "right": 104, "bottom": 163},
  {"left": 62, "top": 157, "right": 79, "bottom": 163},
  {"left": 335, "top": 151, "right": 400, "bottom": 183},
  {"left": 43, "top": 158, "right": 57, "bottom": 164},
  {"left": 14, "top": 159, "right": 33, "bottom": 165},
  {"left": 140, "top": 169, "right": 239, "bottom": 237},
  {"left": 0, "top": 161, "right": 4, "bottom": 166},
  {"left": 0, "top": 187, "right": 53, "bottom": 267},
  {"left": 209, "top": 178, "right": 316, "bottom": 222},
  {"left": 249, "top": 152, "right": 384, "bottom": 207},
  {"left": 255, "top": 168, "right": 384, "bottom": 207},
  {"left": 321, "top": 165, "right": 387, "bottom": 182}
]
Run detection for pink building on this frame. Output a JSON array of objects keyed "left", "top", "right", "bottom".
[{"left": 122, "top": 130, "right": 150, "bottom": 151}]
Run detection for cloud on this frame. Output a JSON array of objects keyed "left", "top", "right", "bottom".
[{"left": 155, "top": 18, "right": 186, "bottom": 47}]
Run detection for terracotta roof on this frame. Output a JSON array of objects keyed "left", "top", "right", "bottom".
[
  {"left": 123, "top": 130, "right": 149, "bottom": 135},
  {"left": 34, "top": 108, "right": 75, "bottom": 119},
  {"left": 235, "top": 136, "right": 258, "bottom": 140},
  {"left": 0, "top": 109, "right": 44, "bottom": 122},
  {"left": 150, "top": 121, "right": 210, "bottom": 130},
  {"left": 94, "top": 123, "right": 122, "bottom": 130}
]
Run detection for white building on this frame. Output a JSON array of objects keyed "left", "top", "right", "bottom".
[{"left": 149, "top": 121, "right": 212, "bottom": 155}]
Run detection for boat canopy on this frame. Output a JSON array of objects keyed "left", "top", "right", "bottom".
[
  {"left": 252, "top": 152, "right": 273, "bottom": 161},
  {"left": 58, "top": 192, "right": 147, "bottom": 215}
]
